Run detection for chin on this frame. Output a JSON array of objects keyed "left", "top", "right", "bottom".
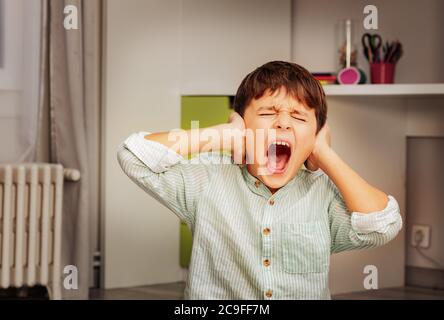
[
  {"left": 261, "top": 176, "right": 288, "bottom": 190},
  {"left": 259, "top": 161, "right": 300, "bottom": 190}
]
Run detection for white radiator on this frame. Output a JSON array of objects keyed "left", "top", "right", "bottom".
[{"left": 0, "top": 164, "right": 78, "bottom": 300}]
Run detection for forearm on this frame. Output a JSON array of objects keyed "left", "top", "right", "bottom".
[
  {"left": 145, "top": 123, "right": 239, "bottom": 157},
  {"left": 318, "top": 148, "right": 388, "bottom": 213}
]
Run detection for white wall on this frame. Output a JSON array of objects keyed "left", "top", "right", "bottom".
[
  {"left": 405, "top": 97, "right": 444, "bottom": 270},
  {"left": 0, "top": 91, "right": 21, "bottom": 160},
  {"left": 0, "top": 0, "right": 22, "bottom": 90},
  {"left": 0, "top": 0, "right": 23, "bottom": 162},
  {"left": 406, "top": 99, "right": 444, "bottom": 137},
  {"left": 103, "top": 0, "right": 183, "bottom": 288},
  {"left": 0, "top": 0, "right": 40, "bottom": 163},
  {"left": 181, "top": 0, "right": 291, "bottom": 95},
  {"left": 406, "top": 138, "right": 444, "bottom": 270},
  {"left": 327, "top": 97, "right": 407, "bottom": 294}
]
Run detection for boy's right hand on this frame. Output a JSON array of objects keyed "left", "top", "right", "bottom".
[{"left": 227, "top": 112, "right": 246, "bottom": 164}]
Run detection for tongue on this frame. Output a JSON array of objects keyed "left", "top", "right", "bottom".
[{"left": 267, "top": 152, "right": 289, "bottom": 174}]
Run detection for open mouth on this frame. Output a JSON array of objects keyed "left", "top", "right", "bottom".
[{"left": 266, "top": 140, "right": 292, "bottom": 175}]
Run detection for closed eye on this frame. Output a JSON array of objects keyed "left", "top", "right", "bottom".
[
  {"left": 259, "top": 113, "right": 275, "bottom": 116},
  {"left": 292, "top": 116, "right": 306, "bottom": 122}
]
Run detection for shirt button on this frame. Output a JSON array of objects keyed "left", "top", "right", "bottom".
[
  {"left": 263, "top": 227, "right": 270, "bottom": 235},
  {"left": 268, "top": 199, "right": 275, "bottom": 206},
  {"left": 263, "top": 259, "right": 270, "bottom": 267},
  {"left": 265, "top": 290, "right": 273, "bottom": 298},
  {"left": 254, "top": 180, "right": 260, "bottom": 188}
]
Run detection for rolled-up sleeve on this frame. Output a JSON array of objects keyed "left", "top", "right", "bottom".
[
  {"left": 117, "top": 132, "right": 211, "bottom": 228},
  {"left": 328, "top": 182, "right": 403, "bottom": 254},
  {"left": 122, "top": 132, "right": 184, "bottom": 173}
]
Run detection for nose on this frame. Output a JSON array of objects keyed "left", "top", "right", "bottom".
[{"left": 274, "top": 113, "right": 291, "bottom": 130}]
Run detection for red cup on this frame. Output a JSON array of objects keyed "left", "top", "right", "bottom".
[{"left": 370, "top": 63, "right": 395, "bottom": 84}]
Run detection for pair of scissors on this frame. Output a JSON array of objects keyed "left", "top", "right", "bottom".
[
  {"left": 362, "top": 33, "right": 382, "bottom": 63},
  {"left": 384, "top": 41, "right": 403, "bottom": 63}
]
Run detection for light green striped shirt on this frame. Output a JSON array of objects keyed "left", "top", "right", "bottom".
[{"left": 117, "top": 132, "right": 402, "bottom": 300}]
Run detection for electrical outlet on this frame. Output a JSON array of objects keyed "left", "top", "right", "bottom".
[{"left": 411, "top": 225, "right": 431, "bottom": 248}]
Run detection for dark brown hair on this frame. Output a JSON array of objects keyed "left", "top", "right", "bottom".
[{"left": 233, "top": 61, "right": 327, "bottom": 133}]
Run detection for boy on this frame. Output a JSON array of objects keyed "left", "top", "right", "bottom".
[{"left": 117, "top": 61, "right": 402, "bottom": 300}]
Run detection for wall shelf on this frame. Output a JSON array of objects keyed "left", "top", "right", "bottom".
[
  {"left": 323, "top": 84, "right": 444, "bottom": 97},
  {"left": 181, "top": 84, "right": 444, "bottom": 97}
]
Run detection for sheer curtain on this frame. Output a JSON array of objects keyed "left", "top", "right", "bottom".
[{"left": 39, "top": 0, "right": 102, "bottom": 299}]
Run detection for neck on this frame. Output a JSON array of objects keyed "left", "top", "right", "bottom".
[{"left": 246, "top": 164, "right": 280, "bottom": 194}]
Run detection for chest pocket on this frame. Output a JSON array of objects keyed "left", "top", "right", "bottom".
[{"left": 281, "top": 220, "right": 330, "bottom": 274}]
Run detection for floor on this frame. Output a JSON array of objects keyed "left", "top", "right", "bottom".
[
  {"left": 90, "top": 282, "right": 186, "bottom": 300},
  {"left": 2, "top": 282, "right": 444, "bottom": 300},
  {"left": 332, "top": 286, "right": 444, "bottom": 300},
  {"left": 90, "top": 282, "right": 444, "bottom": 300}
]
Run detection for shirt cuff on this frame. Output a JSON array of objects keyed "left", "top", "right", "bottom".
[
  {"left": 123, "top": 132, "right": 184, "bottom": 173},
  {"left": 350, "top": 195, "right": 401, "bottom": 234}
]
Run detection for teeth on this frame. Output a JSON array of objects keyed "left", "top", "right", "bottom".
[{"left": 271, "top": 141, "right": 290, "bottom": 147}]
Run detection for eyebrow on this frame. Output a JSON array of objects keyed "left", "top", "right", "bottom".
[{"left": 257, "top": 106, "right": 309, "bottom": 117}]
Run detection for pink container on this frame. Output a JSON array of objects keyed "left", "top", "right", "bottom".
[{"left": 370, "top": 63, "right": 395, "bottom": 84}]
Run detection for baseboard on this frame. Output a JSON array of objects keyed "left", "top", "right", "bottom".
[{"left": 406, "top": 266, "right": 444, "bottom": 290}]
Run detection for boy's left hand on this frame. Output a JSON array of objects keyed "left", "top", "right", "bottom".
[{"left": 305, "top": 123, "right": 331, "bottom": 171}]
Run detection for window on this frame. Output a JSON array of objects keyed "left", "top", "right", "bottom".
[
  {"left": 0, "top": 0, "right": 4, "bottom": 68},
  {"left": 0, "top": 0, "right": 23, "bottom": 90}
]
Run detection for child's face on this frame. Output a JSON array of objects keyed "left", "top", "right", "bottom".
[{"left": 243, "top": 86, "right": 317, "bottom": 192}]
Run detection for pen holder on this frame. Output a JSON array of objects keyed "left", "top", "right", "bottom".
[{"left": 370, "top": 62, "right": 395, "bottom": 84}]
